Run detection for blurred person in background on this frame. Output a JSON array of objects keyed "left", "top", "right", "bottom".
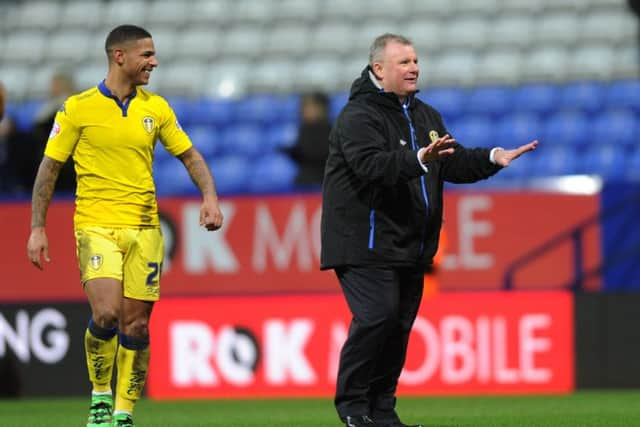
[
  {"left": 26, "top": 24, "right": 223, "bottom": 427},
  {"left": 629, "top": 0, "right": 640, "bottom": 68},
  {"left": 284, "top": 91, "right": 331, "bottom": 188},
  {"left": 321, "top": 33, "right": 538, "bottom": 427},
  {"left": 32, "top": 71, "right": 77, "bottom": 193}
]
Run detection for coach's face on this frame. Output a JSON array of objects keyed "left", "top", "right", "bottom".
[
  {"left": 121, "top": 37, "right": 158, "bottom": 86},
  {"left": 374, "top": 41, "right": 419, "bottom": 98}
]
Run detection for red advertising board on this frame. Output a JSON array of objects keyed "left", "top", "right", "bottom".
[
  {"left": 0, "top": 191, "right": 600, "bottom": 302},
  {"left": 147, "top": 291, "right": 574, "bottom": 398}
]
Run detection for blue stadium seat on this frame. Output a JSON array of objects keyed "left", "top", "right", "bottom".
[
  {"left": 220, "top": 123, "right": 263, "bottom": 156},
  {"left": 496, "top": 113, "right": 540, "bottom": 146},
  {"left": 606, "top": 80, "right": 640, "bottom": 112},
  {"left": 419, "top": 86, "right": 467, "bottom": 122},
  {"left": 543, "top": 111, "right": 589, "bottom": 147},
  {"left": 154, "top": 159, "right": 199, "bottom": 196},
  {"left": 266, "top": 122, "right": 299, "bottom": 150},
  {"left": 247, "top": 153, "right": 298, "bottom": 193},
  {"left": 12, "top": 100, "right": 44, "bottom": 132},
  {"left": 233, "top": 94, "right": 288, "bottom": 125},
  {"left": 533, "top": 145, "right": 578, "bottom": 177},
  {"left": 591, "top": 109, "right": 638, "bottom": 149},
  {"left": 165, "top": 96, "right": 192, "bottom": 125},
  {"left": 511, "top": 83, "right": 558, "bottom": 116},
  {"left": 209, "top": 155, "right": 251, "bottom": 195},
  {"left": 449, "top": 115, "right": 494, "bottom": 148},
  {"left": 557, "top": 80, "right": 605, "bottom": 114},
  {"left": 188, "top": 97, "right": 237, "bottom": 127},
  {"left": 581, "top": 145, "right": 627, "bottom": 179},
  {"left": 625, "top": 147, "right": 640, "bottom": 180},
  {"left": 329, "top": 91, "right": 349, "bottom": 121},
  {"left": 466, "top": 85, "right": 513, "bottom": 118},
  {"left": 185, "top": 125, "right": 222, "bottom": 159}
]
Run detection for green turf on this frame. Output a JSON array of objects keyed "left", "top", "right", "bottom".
[{"left": 1, "top": 391, "right": 639, "bottom": 426}]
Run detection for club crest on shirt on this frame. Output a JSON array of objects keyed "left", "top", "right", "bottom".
[
  {"left": 48, "top": 121, "right": 61, "bottom": 139},
  {"left": 90, "top": 255, "right": 103, "bottom": 270},
  {"left": 429, "top": 130, "right": 440, "bottom": 143},
  {"left": 142, "top": 116, "right": 155, "bottom": 134}
]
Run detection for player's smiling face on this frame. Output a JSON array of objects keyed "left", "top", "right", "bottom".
[
  {"left": 374, "top": 41, "right": 419, "bottom": 98},
  {"left": 123, "top": 37, "right": 158, "bottom": 86}
]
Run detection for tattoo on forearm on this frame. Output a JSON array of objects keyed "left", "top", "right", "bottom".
[
  {"left": 180, "top": 150, "right": 216, "bottom": 197},
  {"left": 31, "top": 158, "right": 63, "bottom": 228}
]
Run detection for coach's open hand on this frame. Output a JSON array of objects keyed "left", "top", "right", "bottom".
[{"left": 493, "top": 140, "right": 539, "bottom": 167}]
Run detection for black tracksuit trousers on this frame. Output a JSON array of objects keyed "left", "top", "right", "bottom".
[{"left": 334, "top": 265, "right": 424, "bottom": 421}]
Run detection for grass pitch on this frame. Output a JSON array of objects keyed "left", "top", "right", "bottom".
[{"left": 1, "top": 390, "right": 639, "bottom": 426}]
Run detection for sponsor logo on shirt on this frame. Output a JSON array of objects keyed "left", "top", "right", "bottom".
[
  {"left": 48, "top": 121, "right": 61, "bottom": 139},
  {"left": 142, "top": 116, "right": 155, "bottom": 134},
  {"left": 429, "top": 130, "right": 440, "bottom": 143}
]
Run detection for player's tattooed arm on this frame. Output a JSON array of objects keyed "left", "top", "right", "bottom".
[
  {"left": 31, "top": 156, "right": 63, "bottom": 229},
  {"left": 177, "top": 147, "right": 218, "bottom": 199}
]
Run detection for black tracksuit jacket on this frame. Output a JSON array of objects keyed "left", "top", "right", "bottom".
[{"left": 320, "top": 67, "right": 502, "bottom": 271}]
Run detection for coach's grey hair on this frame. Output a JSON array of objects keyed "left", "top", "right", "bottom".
[{"left": 368, "top": 33, "right": 413, "bottom": 66}]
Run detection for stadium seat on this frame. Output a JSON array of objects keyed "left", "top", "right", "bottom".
[
  {"left": 219, "top": 26, "right": 266, "bottom": 60},
  {"left": 188, "top": 97, "right": 237, "bottom": 127},
  {"left": 155, "top": 61, "right": 208, "bottom": 97},
  {"left": 309, "top": 22, "right": 355, "bottom": 55},
  {"left": 429, "top": 51, "right": 479, "bottom": 86},
  {"left": 233, "top": 95, "right": 288, "bottom": 125},
  {"left": 12, "top": 1, "right": 61, "bottom": 31},
  {"left": 209, "top": 155, "right": 251, "bottom": 195},
  {"left": 3, "top": 31, "right": 48, "bottom": 65},
  {"left": 185, "top": 125, "right": 222, "bottom": 159},
  {"left": 252, "top": 59, "right": 297, "bottom": 93},
  {"left": 265, "top": 122, "right": 299, "bottom": 151},
  {"left": 406, "top": 0, "right": 454, "bottom": 19},
  {"left": 511, "top": 83, "right": 559, "bottom": 116},
  {"left": 147, "top": 0, "right": 190, "bottom": 27},
  {"left": 329, "top": 92, "right": 350, "bottom": 122},
  {"left": 496, "top": 113, "right": 541, "bottom": 146},
  {"left": 59, "top": 0, "right": 105, "bottom": 29},
  {"left": 580, "top": 10, "right": 638, "bottom": 44},
  {"left": 154, "top": 159, "right": 199, "bottom": 196},
  {"left": 532, "top": 145, "right": 578, "bottom": 177},
  {"left": 448, "top": 116, "right": 494, "bottom": 148},
  {"left": 264, "top": 25, "right": 310, "bottom": 57},
  {"left": 466, "top": 86, "right": 513, "bottom": 118},
  {"left": 557, "top": 80, "right": 606, "bottom": 114},
  {"left": 406, "top": 19, "right": 443, "bottom": 55},
  {"left": 247, "top": 153, "right": 298, "bottom": 193},
  {"left": 295, "top": 56, "right": 342, "bottom": 92},
  {"left": 45, "top": 30, "right": 92, "bottom": 64},
  {"left": 522, "top": 47, "right": 569, "bottom": 82},
  {"left": 355, "top": 21, "right": 405, "bottom": 53},
  {"left": 534, "top": 12, "right": 580, "bottom": 46},
  {"left": 486, "top": 15, "right": 534, "bottom": 49},
  {"left": 543, "top": 111, "right": 589, "bottom": 147},
  {"left": 232, "top": 0, "right": 278, "bottom": 24},
  {"left": 203, "top": 60, "right": 252, "bottom": 98},
  {"left": 606, "top": 80, "right": 640, "bottom": 112},
  {"left": 591, "top": 109, "right": 638, "bottom": 149},
  {"left": 174, "top": 27, "right": 221, "bottom": 61},
  {"left": 581, "top": 145, "right": 627, "bottom": 179},
  {"left": 419, "top": 87, "right": 467, "bottom": 123},
  {"left": 275, "top": 0, "right": 319, "bottom": 23},
  {"left": 103, "top": 0, "right": 147, "bottom": 29},
  {"left": 625, "top": 147, "right": 640, "bottom": 180},
  {"left": 190, "top": 0, "right": 232, "bottom": 26},
  {"left": 220, "top": 123, "right": 263, "bottom": 156},
  {"left": 443, "top": 17, "right": 489, "bottom": 50},
  {"left": 475, "top": 50, "right": 523, "bottom": 84},
  {"left": 567, "top": 45, "right": 615, "bottom": 80},
  {"left": 147, "top": 28, "right": 180, "bottom": 56}
]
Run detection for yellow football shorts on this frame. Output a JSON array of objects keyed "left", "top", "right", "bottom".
[{"left": 75, "top": 227, "right": 164, "bottom": 301}]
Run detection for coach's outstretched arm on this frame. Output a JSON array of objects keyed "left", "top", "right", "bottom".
[{"left": 27, "top": 155, "right": 63, "bottom": 269}]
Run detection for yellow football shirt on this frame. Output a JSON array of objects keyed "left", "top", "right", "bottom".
[{"left": 44, "top": 81, "right": 192, "bottom": 228}]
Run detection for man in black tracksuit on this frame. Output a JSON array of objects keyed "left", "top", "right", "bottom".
[{"left": 320, "top": 34, "right": 538, "bottom": 427}]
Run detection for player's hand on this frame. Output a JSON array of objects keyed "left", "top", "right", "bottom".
[
  {"left": 493, "top": 140, "right": 539, "bottom": 167},
  {"left": 419, "top": 134, "right": 456, "bottom": 163},
  {"left": 199, "top": 197, "right": 223, "bottom": 231},
  {"left": 27, "top": 227, "right": 50, "bottom": 270}
]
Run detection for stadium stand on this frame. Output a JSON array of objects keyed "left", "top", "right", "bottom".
[{"left": 0, "top": 0, "right": 638, "bottom": 194}]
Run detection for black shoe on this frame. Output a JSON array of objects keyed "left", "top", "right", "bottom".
[{"left": 342, "top": 415, "right": 378, "bottom": 426}]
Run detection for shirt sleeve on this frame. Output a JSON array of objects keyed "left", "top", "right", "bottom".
[
  {"left": 43, "top": 99, "right": 80, "bottom": 163},
  {"left": 158, "top": 98, "right": 193, "bottom": 157}
]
